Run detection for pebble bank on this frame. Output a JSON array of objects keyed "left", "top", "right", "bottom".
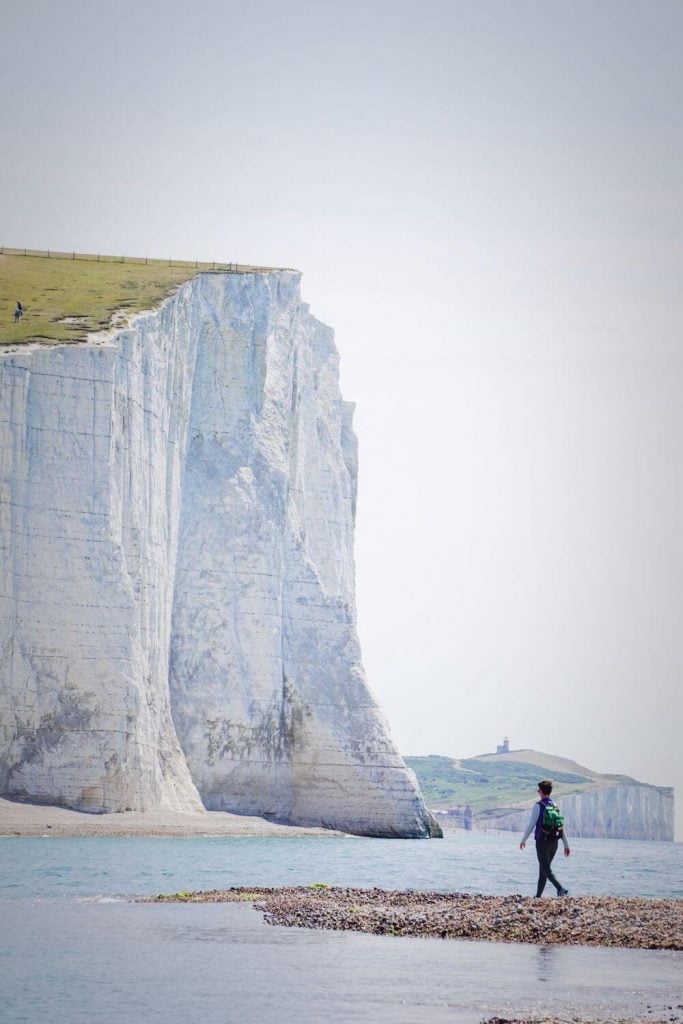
[{"left": 149, "top": 885, "right": 683, "bottom": 951}]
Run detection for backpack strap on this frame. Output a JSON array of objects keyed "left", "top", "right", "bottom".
[{"left": 534, "top": 799, "right": 546, "bottom": 841}]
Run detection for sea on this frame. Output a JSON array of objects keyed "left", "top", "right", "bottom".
[{"left": 1, "top": 830, "right": 681, "bottom": 1024}]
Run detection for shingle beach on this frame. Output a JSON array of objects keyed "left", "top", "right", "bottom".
[{"left": 149, "top": 886, "right": 683, "bottom": 951}]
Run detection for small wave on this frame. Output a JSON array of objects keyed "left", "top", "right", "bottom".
[{"left": 79, "top": 895, "right": 134, "bottom": 904}]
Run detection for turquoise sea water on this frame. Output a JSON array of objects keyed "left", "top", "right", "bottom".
[
  {"left": 1, "top": 831, "right": 681, "bottom": 1024},
  {"left": 1, "top": 829, "right": 681, "bottom": 900}
]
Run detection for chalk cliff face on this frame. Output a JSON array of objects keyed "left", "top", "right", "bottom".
[
  {"left": 477, "top": 785, "right": 674, "bottom": 841},
  {"left": 0, "top": 272, "right": 433, "bottom": 837},
  {"left": 556, "top": 786, "right": 674, "bottom": 840}
]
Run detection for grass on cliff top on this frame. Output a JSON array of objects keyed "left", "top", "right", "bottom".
[
  {"left": 407, "top": 753, "right": 671, "bottom": 813},
  {"left": 0, "top": 252, "right": 276, "bottom": 347},
  {"left": 405, "top": 755, "right": 597, "bottom": 811}
]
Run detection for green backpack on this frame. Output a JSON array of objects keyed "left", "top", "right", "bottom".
[{"left": 540, "top": 801, "right": 564, "bottom": 837}]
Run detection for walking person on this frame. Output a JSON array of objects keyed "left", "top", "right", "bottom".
[
  {"left": 14, "top": 301, "right": 23, "bottom": 322},
  {"left": 519, "top": 779, "right": 570, "bottom": 897}
]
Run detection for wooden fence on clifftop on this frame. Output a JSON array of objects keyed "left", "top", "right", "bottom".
[{"left": 0, "top": 247, "right": 286, "bottom": 274}]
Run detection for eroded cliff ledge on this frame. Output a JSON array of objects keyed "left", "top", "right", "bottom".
[{"left": 0, "top": 271, "right": 434, "bottom": 837}]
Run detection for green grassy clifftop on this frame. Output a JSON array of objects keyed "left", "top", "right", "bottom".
[
  {"left": 405, "top": 749, "right": 671, "bottom": 813},
  {"left": 0, "top": 251, "right": 279, "bottom": 346}
]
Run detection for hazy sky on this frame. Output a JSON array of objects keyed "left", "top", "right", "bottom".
[{"left": 2, "top": 1, "right": 681, "bottom": 834}]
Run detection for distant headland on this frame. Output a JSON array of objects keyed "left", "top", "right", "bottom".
[{"left": 406, "top": 743, "right": 674, "bottom": 841}]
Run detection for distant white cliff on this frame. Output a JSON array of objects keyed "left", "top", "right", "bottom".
[
  {"left": 0, "top": 271, "right": 434, "bottom": 837},
  {"left": 478, "top": 784, "right": 674, "bottom": 841},
  {"left": 413, "top": 749, "right": 674, "bottom": 841}
]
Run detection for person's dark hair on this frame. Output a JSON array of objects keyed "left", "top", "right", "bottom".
[{"left": 538, "top": 779, "right": 553, "bottom": 795}]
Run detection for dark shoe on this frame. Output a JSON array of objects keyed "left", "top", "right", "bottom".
[{"left": 557, "top": 887, "right": 569, "bottom": 897}]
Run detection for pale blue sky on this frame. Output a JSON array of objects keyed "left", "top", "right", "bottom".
[{"left": 2, "top": 0, "right": 681, "bottom": 832}]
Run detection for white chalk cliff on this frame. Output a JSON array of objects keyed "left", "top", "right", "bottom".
[
  {"left": 477, "top": 784, "right": 674, "bottom": 841},
  {"left": 0, "top": 271, "right": 434, "bottom": 837}
]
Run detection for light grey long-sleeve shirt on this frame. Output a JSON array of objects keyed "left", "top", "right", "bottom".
[{"left": 521, "top": 802, "right": 569, "bottom": 849}]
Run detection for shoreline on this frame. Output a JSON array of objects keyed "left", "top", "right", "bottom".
[
  {"left": 149, "top": 885, "right": 683, "bottom": 951},
  {"left": 0, "top": 797, "right": 343, "bottom": 838}
]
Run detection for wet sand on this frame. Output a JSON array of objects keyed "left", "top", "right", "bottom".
[
  {"left": 0, "top": 797, "right": 341, "bottom": 838},
  {"left": 150, "top": 885, "right": 683, "bottom": 951}
]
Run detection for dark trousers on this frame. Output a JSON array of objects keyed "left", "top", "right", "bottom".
[{"left": 535, "top": 836, "right": 562, "bottom": 896}]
